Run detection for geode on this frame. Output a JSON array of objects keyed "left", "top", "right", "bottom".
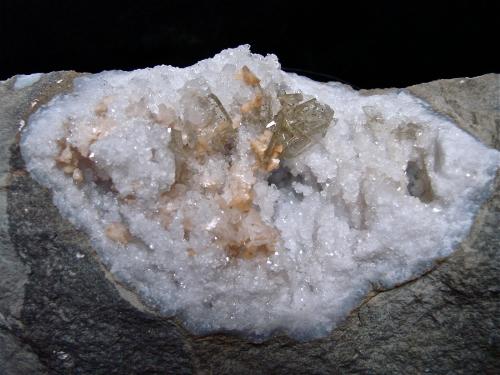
[{"left": 20, "top": 45, "right": 499, "bottom": 340}]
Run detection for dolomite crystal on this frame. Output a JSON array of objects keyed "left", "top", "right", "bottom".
[{"left": 20, "top": 46, "right": 499, "bottom": 340}]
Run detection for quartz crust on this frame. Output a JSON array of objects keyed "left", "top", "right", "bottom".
[{"left": 20, "top": 46, "right": 499, "bottom": 340}]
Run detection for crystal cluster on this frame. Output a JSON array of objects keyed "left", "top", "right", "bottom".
[{"left": 21, "top": 46, "right": 499, "bottom": 340}]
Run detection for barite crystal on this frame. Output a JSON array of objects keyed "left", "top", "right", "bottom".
[{"left": 20, "top": 46, "right": 499, "bottom": 341}]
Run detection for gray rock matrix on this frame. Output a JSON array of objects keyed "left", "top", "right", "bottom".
[{"left": 1, "top": 72, "right": 498, "bottom": 374}]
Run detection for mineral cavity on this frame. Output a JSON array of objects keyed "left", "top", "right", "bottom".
[{"left": 20, "top": 46, "right": 499, "bottom": 340}]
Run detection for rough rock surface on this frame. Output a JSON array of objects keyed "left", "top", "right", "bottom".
[{"left": 0, "top": 72, "right": 498, "bottom": 374}]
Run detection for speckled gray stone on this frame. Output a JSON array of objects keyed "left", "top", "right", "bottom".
[{"left": 0, "top": 73, "right": 498, "bottom": 375}]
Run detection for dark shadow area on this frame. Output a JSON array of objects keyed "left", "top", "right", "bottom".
[{"left": 1, "top": 1, "right": 498, "bottom": 88}]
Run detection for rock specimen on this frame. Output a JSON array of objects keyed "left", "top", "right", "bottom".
[{"left": 18, "top": 46, "right": 499, "bottom": 342}]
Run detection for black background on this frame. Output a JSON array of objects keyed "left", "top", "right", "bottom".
[{"left": 0, "top": 0, "right": 498, "bottom": 88}]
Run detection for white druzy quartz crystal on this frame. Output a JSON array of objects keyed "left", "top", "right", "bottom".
[{"left": 21, "top": 46, "right": 499, "bottom": 341}]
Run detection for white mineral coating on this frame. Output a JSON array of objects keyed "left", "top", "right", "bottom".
[
  {"left": 13, "top": 73, "right": 43, "bottom": 90},
  {"left": 20, "top": 46, "right": 500, "bottom": 341}
]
